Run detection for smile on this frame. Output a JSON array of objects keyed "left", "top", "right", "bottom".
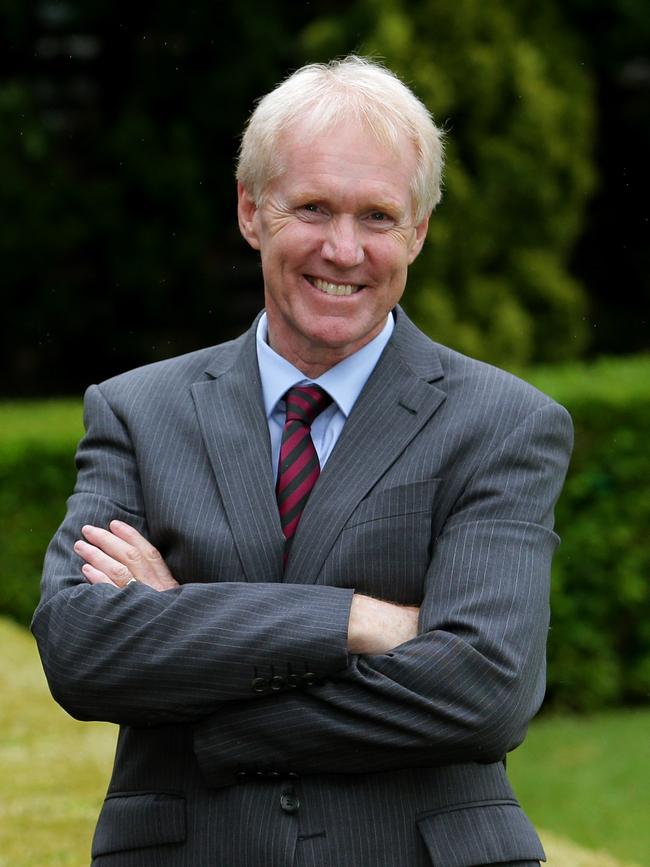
[{"left": 307, "top": 276, "right": 363, "bottom": 296}]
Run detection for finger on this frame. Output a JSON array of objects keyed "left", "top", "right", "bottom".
[
  {"left": 109, "top": 520, "right": 178, "bottom": 589},
  {"left": 80, "top": 523, "right": 178, "bottom": 591},
  {"left": 81, "top": 524, "right": 135, "bottom": 564},
  {"left": 82, "top": 522, "right": 160, "bottom": 582},
  {"left": 108, "top": 520, "right": 149, "bottom": 547},
  {"left": 74, "top": 539, "right": 136, "bottom": 588},
  {"left": 109, "top": 521, "right": 168, "bottom": 573},
  {"left": 81, "top": 563, "right": 118, "bottom": 586},
  {"left": 108, "top": 520, "right": 169, "bottom": 575}
]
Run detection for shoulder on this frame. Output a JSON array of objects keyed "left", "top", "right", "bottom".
[
  {"left": 392, "top": 307, "right": 565, "bottom": 416},
  {"left": 438, "top": 344, "right": 574, "bottom": 458},
  {"left": 438, "top": 342, "right": 560, "bottom": 414},
  {"left": 78, "top": 323, "right": 257, "bottom": 431},
  {"left": 390, "top": 309, "right": 572, "bottom": 455},
  {"left": 90, "top": 330, "right": 251, "bottom": 403}
]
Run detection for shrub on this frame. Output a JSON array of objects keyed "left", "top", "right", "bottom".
[
  {"left": 1, "top": 357, "right": 649, "bottom": 710},
  {"left": 524, "top": 356, "right": 650, "bottom": 710},
  {"left": 0, "top": 401, "right": 82, "bottom": 625}
]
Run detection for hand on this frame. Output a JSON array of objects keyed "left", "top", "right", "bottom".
[
  {"left": 347, "top": 594, "right": 420, "bottom": 654},
  {"left": 74, "top": 520, "right": 179, "bottom": 592}
]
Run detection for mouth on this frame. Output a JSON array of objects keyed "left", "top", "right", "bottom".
[{"left": 306, "top": 276, "right": 364, "bottom": 297}]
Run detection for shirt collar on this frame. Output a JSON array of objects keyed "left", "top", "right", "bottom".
[{"left": 256, "top": 312, "right": 394, "bottom": 419}]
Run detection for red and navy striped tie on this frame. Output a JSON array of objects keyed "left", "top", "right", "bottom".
[{"left": 276, "top": 385, "right": 333, "bottom": 565}]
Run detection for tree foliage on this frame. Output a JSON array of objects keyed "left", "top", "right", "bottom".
[
  {"left": 1, "top": 0, "right": 598, "bottom": 392},
  {"left": 0, "top": 0, "right": 342, "bottom": 394}
]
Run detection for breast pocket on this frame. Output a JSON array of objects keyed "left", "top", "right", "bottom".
[
  {"left": 416, "top": 801, "right": 545, "bottom": 866},
  {"left": 327, "top": 479, "right": 441, "bottom": 603}
]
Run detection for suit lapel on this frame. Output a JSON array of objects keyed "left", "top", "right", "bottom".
[
  {"left": 284, "top": 310, "right": 447, "bottom": 585},
  {"left": 191, "top": 323, "right": 284, "bottom": 582}
]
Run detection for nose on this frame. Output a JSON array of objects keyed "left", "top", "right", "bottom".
[{"left": 321, "top": 216, "right": 364, "bottom": 268}]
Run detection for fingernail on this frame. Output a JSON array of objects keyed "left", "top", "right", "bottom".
[{"left": 111, "top": 519, "right": 125, "bottom": 528}]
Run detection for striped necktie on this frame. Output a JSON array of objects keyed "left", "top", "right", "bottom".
[{"left": 276, "top": 385, "right": 333, "bottom": 564}]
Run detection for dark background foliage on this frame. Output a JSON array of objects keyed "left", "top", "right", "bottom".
[
  {"left": 1, "top": 0, "right": 346, "bottom": 394},
  {"left": 564, "top": 0, "right": 650, "bottom": 356},
  {"left": 1, "top": 0, "right": 648, "bottom": 396}
]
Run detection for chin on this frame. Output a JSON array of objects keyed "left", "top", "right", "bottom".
[{"left": 307, "top": 323, "right": 363, "bottom": 348}]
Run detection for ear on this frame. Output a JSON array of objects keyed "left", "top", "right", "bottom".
[
  {"left": 407, "top": 215, "right": 430, "bottom": 265},
  {"left": 237, "top": 182, "right": 261, "bottom": 250}
]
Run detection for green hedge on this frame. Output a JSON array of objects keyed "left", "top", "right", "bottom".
[
  {"left": 0, "top": 401, "right": 83, "bottom": 625},
  {"left": 2, "top": 358, "right": 649, "bottom": 711},
  {"left": 524, "top": 356, "right": 650, "bottom": 710}
]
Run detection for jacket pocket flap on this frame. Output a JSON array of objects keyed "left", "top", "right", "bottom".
[
  {"left": 344, "top": 478, "right": 441, "bottom": 529},
  {"left": 416, "top": 801, "right": 545, "bottom": 866},
  {"left": 91, "top": 792, "right": 186, "bottom": 857}
]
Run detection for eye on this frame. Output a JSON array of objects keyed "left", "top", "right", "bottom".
[
  {"left": 365, "top": 210, "right": 396, "bottom": 228},
  {"left": 296, "top": 202, "right": 329, "bottom": 221},
  {"left": 299, "top": 203, "right": 323, "bottom": 215},
  {"left": 294, "top": 201, "right": 331, "bottom": 223}
]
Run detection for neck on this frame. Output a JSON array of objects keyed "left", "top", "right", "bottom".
[
  {"left": 266, "top": 320, "right": 386, "bottom": 380},
  {"left": 266, "top": 332, "right": 356, "bottom": 379}
]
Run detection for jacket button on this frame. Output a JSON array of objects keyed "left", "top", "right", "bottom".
[
  {"left": 251, "top": 677, "right": 268, "bottom": 693},
  {"left": 270, "top": 675, "right": 286, "bottom": 692},
  {"left": 287, "top": 674, "right": 301, "bottom": 689},
  {"left": 235, "top": 770, "right": 248, "bottom": 782},
  {"left": 280, "top": 789, "right": 300, "bottom": 814},
  {"left": 301, "top": 671, "right": 318, "bottom": 687}
]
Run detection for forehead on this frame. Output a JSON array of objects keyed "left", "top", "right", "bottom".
[{"left": 273, "top": 119, "right": 417, "bottom": 209}]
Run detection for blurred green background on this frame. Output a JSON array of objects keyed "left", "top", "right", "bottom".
[
  {"left": 1, "top": 0, "right": 649, "bottom": 392},
  {"left": 1, "top": 0, "right": 649, "bottom": 864}
]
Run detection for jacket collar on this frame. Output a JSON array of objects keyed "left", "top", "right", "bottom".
[{"left": 193, "top": 307, "right": 446, "bottom": 584}]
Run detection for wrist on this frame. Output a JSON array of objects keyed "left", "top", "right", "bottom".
[{"left": 347, "top": 594, "right": 419, "bottom": 655}]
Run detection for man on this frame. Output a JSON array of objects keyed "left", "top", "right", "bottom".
[{"left": 33, "top": 57, "right": 572, "bottom": 866}]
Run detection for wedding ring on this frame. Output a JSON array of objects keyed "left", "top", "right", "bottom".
[{"left": 125, "top": 577, "right": 138, "bottom": 586}]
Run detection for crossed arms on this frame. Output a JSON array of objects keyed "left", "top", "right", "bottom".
[
  {"left": 75, "top": 520, "right": 420, "bottom": 655},
  {"left": 32, "top": 378, "right": 573, "bottom": 786}
]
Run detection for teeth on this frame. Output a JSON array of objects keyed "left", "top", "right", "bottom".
[{"left": 311, "top": 277, "right": 360, "bottom": 296}]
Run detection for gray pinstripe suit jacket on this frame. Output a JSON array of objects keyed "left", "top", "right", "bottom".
[{"left": 33, "top": 307, "right": 572, "bottom": 867}]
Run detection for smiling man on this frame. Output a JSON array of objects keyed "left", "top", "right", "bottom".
[
  {"left": 33, "top": 57, "right": 572, "bottom": 866},
  {"left": 237, "top": 117, "right": 429, "bottom": 376}
]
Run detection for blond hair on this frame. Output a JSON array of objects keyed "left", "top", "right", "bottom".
[{"left": 237, "top": 56, "right": 444, "bottom": 223}]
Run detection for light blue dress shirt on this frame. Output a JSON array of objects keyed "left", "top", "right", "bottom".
[{"left": 256, "top": 312, "right": 395, "bottom": 480}]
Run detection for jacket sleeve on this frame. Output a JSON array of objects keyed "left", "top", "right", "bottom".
[
  {"left": 31, "top": 383, "right": 353, "bottom": 726},
  {"left": 192, "top": 401, "right": 573, "bottom": 787}
]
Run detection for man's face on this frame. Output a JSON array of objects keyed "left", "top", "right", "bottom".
[{"left": 238, "top": 120, "right": 429, "bottom": 376}]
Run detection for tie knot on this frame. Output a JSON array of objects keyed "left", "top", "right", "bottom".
[{"left": 284, "top": 385, "right": 332, "bottom": 425}]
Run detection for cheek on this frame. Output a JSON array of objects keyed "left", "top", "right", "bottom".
[
  {"left": 372, "top": 233, "right": 412, "bottom": 266},
  {"left": 373, "top": 247, "right": 410, "bottom": 287},
  {"left": 272, "top": 228, "right": 319, "bottom": 267}
]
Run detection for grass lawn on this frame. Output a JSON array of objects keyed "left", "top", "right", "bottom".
[
  {"left": 1, "top": 616, "right": 646, "bottom": 866},
  {"left": 509, "top": 708, "right": 650, "bottom": 866},
  {"left": 0, "top": 618, "right": 116, "bottom": 866},
  {"left": 0, "top": 399, "right": 84, "bottom": 452}
]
